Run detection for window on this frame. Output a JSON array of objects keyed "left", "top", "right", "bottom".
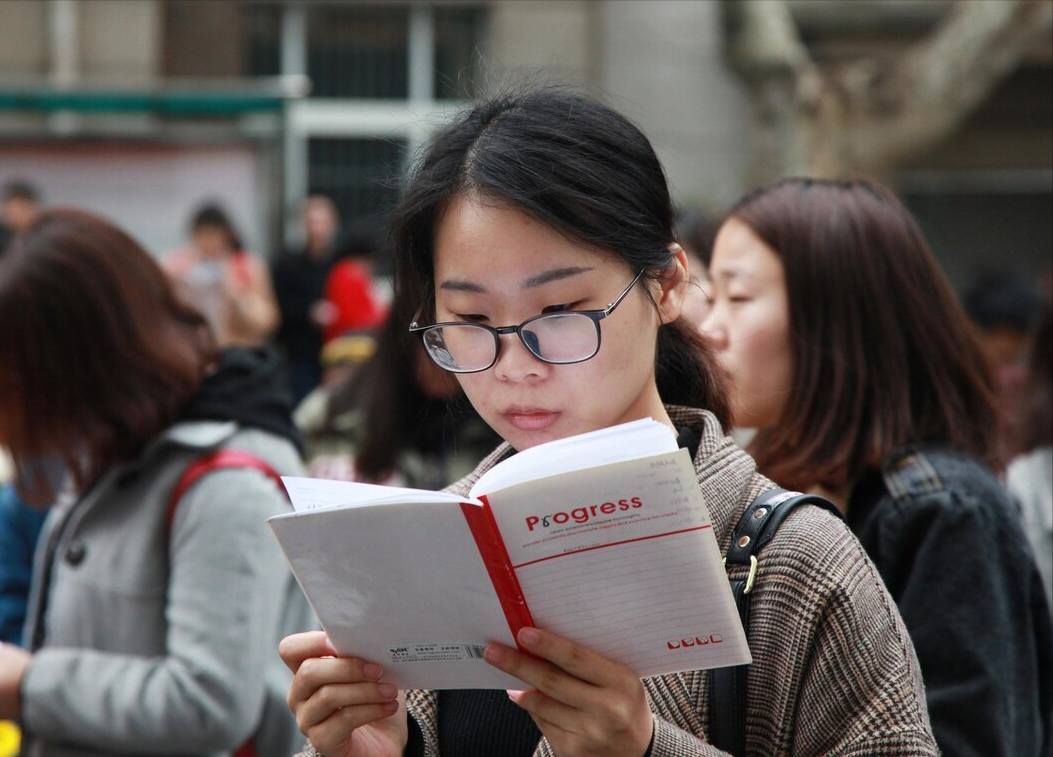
[
  {"left": 242, "top": 4, "right": 282, "bottom": 77},
  {"left": 307, "top": 5, "right": 410, "bottom": 99},
  {"left": 308, "top": 137, "right": 407, "bottom": 262},
  {"left": 435, "top": 7, "right": 486, "bottom": 100}
]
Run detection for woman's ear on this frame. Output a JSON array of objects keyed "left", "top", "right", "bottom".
[{"left": 655, "top": 244, "right": 689, "bottom": 325}]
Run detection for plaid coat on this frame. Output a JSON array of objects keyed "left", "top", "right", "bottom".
[{"left": 297, "top": 407, "right": 938, "bottom": 756}]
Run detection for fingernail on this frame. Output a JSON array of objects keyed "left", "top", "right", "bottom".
[
  {"left": 506, "top": 688, "right": 524, "bottom": 702},
  {"left": 518, "top": 627, "right": 541, "bottom": 646},
  {"left": 383, "top": 700, "right": 399, "bottom": 713},
  {"left": 377, "top": 682, "right": 397, "bottom": 698},
  {"left": 363, "top": 663, "right": 383, "bottom": 679},
  {"left": 483, "top": 643, "right": 505, "bottom": 664}
]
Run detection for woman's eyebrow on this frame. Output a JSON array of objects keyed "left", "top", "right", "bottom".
[
  {"left": 438, "top": 266, "right": 594, "bottom": 293},
  {"left": 712, "top": 267, "right": 754, "bottom": 284},
  {"left": 439, "top": 279, "right": 486, "bottom": 293},
  {"left": 522, "top": 266, "right": 593, "bottom": 288}
]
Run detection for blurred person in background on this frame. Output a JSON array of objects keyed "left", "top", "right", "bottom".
[
  {"left": 321, "top": 223, "right": 389, "bottom": 346},
  {"left": 1006, "top": 300, "right": 1053, "bottom": 612},
  {"left": 273, "top": 195, "right": 342, "bottom": 404},
  {"left": 164, "top": 202, "right": 280, "bottom": 348},
  {"left": 674, "top": 207, "right": 718, "bottom": 329},
  {"left": 297, "top": 310, "right": 500, "bottom": 488},
  {"left": 702, "top": 176, "right": 1051, "bottom": 757},
  {"left": 0, "top": 180, "right": 42, "bottom": 252},
  {"left": 0, "top": 482, "right": 46, "bottom": 647},
  {"left": 963, "top": 269, "right": 1046, "bottom": 465},
  {"left": 1, "top": 199, "right": 50, "bottom": 650},
  {"left": 0, "top": 208, "right": 313, "bottom": 757}
]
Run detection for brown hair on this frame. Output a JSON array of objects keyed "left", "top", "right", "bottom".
[
  {"left": 728, "top": 177, "right": 1000, "bottom": 491},
  {"left": 0, "top": 208, "right": 217, "bottom": 501}
]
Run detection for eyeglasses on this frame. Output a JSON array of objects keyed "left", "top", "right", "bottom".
[{"left": 409, "top": 269, "right": 645, "bottom": 373}]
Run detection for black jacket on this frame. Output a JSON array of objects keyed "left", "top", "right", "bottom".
[{"left": 849, "top": 445, "right": 1052, "bottom": 757}]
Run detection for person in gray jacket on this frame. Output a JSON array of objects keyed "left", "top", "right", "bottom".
[{"left": 0, "top": 208, "right": 315, "bottom": 757}]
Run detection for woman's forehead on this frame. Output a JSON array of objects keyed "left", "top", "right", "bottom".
[{"left": 432, "top": 196, "right": 625, "bottom": 283}]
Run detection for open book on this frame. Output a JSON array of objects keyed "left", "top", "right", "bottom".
[{"left": 269, "top": 418, "right": 750, "bottom": 689}]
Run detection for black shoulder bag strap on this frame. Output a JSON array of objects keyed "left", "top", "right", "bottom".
[{"left": 707, "top": 488, "right": 843, "bottom": 755}]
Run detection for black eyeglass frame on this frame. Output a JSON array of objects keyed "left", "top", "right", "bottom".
[{"left": 408, "top": 269, "right": 646, "bottom": 374}]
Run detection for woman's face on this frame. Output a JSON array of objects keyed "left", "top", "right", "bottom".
[
  {"left": 701, "top": 217, "right": 793, "bottom": 430},
  {"left": 430, "top": 195, "right": 684, "bottom": 450},
  {"left": 193, "top": 225, "right": 230, "bottom": 258}
]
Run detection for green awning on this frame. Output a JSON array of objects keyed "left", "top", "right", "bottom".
[{"left": 0, "top": 88, "right": 288, "bottom": 115}]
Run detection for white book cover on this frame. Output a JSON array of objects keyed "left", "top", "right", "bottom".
[{"left": 269, "top": 418, "right": 750, "bottom": 689}]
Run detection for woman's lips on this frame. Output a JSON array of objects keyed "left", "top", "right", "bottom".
[{"left": 503, "top": 407, "right": 560, "bottom": 431}]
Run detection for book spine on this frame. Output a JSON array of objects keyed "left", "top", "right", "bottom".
[{"left": 460, "top": 498, "right": 536, "bottom": 653}]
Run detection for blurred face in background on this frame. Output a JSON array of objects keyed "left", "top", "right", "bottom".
[
  {"left": 192, "top": 224, "right": 232, "bottom": 258},
  {"left": 701, "top": 217, "right": 793, "bottom": 430},
  {"left": 2, "top": 196, "right": 39, "bottom": 233},
  {"left": 304, "top": 197, "right": 338, "bottom": 255}
]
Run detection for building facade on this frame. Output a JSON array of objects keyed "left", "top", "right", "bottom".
[{"left": 0, "top": 0, "right": 1049, "bottom": 288}]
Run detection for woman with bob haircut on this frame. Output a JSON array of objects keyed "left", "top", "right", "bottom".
[
  {"left": 164, "top": 201, "right": 280, "bottom": 348},
  {"left": 0, "top": 208, "right": 314, "bottom": 757},
  {"left": 278, "top": 85, "right": 938, "bottom": 757},
  {"left": 701, "top": 176, "right": 1052, "bottom": 757}
]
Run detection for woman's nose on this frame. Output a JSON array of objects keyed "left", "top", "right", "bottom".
[
  {"left": 493, "top": 331, "right": 545, "bottom": 381},
  {"left": 700, "top": 309, "right": 727, "bottom": 349}
]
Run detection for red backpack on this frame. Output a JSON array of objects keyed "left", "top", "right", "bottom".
[{"left": 166, "top": 449, "right": 288, "bottom": 757}]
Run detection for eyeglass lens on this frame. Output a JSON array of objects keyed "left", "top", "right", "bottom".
[{"left": 422, "top": 312, "right": 600, "bottom": 371}]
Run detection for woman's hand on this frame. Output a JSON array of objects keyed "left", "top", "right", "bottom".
[
  {"left": 0, "top": 643, "right": 30, "bottom": 720},
  {"left": 280, "top": 631, "right": 408, "bottom": 757},
  {"left": 484, "top": 627, "right": 654, "bottom": 757}
]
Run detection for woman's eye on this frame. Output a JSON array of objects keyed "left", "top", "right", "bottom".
[
  {"left": 541, "top": 302, "right": 576, "bottom": 315},
  {"left": 454, "top": 313, "right": 489, "bottom": 323}
]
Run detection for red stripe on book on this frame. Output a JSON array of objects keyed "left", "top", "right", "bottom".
[
  {"left": 460, "top": 499, "right": 537, "bottom": 653},
  {"left": 512, "top": 524, "right": 713, "bottom": 569}
]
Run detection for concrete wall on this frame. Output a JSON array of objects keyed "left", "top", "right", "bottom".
[
  {"left": 486, "top": 0, "right": 597, "bottom": 90},
  {"left": 0, "top": 0, "right": 48, "bottom": 76},
  {"left": 0, "top": 0, "right": 160, "bottom": 81},
  {"left": 483, "top": 0, "right": 754, "bottom": 216},
  {"left": 80, "top": 0, "right": 161, "bottom": 81},
  {"left": 597, "top": 0, "right": 753, "bottom": 215}
]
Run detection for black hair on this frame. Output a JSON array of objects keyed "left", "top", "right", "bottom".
[
  {"left": 2, "top": 180, "right": 40, "bottom": 204},
  {"left": 189, "top": 202, "right": 244, "bottom": 251},
  {"left": 963, "top": 268, "right": 1044, "bottom": 334},
  {"left": 390, "top": 84, "right": 730, "bottom": 423}
]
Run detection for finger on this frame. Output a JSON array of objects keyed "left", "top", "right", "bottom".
[
  {"left": 288, "top": 655, "right": 385, "bottom": 710},
  {"left": 296, "top": 680, "right": 400, "bottom": 734},
  {"left": 304, "top": 694, "right": 404, "bottom": 753},
  {"left": 279, "top": 631, "right": 338, "bottom": 673},
  {"left": 507, "top": 688, "right": 580, "bottom": 732},
  {"left": 484, "top": 640, "right": 593, "bottom": 709},
  {"left": 517, "top": 626, "right": 628, "bottom": 688}
]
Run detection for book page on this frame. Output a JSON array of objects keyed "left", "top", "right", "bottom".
[
  {"left": 269, "top": 498, "right": 523, "bottom": 689},
  {"left": 483, "top": 448, "right": 750, "bottom": 676},
  {"left": 469, "top": 417, "right": 677, "bottom": 496},
  {"left": 280, "top": 476, "right": 472, "bottom": 513}
]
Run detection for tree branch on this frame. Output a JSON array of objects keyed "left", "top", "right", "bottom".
[{"left": 838, "top": 0, "right": 1053, "bottom": 170}]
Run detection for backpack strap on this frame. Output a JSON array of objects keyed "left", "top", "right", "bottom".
[
  {"left": 166, "top": 449, "right": 286, "bottom": 537},
  {"left": 707, "top": 488, "right": 842, "bottom": 754},
  {"left": 166, "top": 449, "right": 286, "bottom": 757}
]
